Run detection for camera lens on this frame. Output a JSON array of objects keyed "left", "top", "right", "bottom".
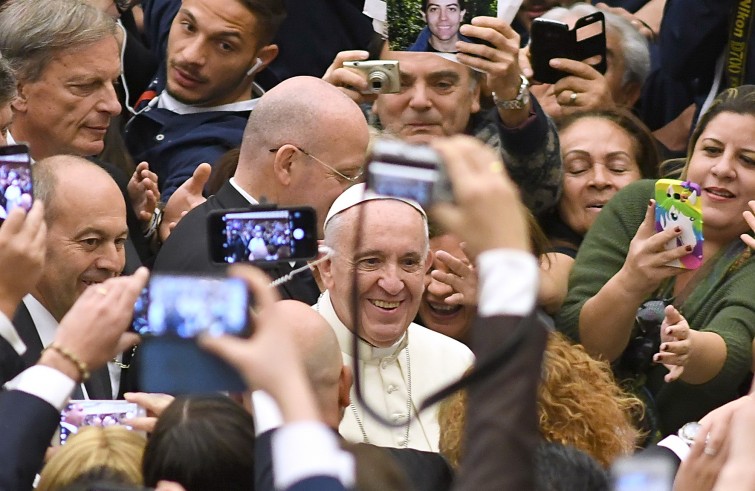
[{"left": 367, "top": 70, "right": 388, "bottom": 94}]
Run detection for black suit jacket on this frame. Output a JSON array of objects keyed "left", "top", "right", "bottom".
[
  {"left": 0, "top": 389, "right": 60, "bottom": 490},
  {"left": 255, "top": 428, "right": 453, "bottom": 491},
  {"left": 452, "top": 313, "right": 549, "bottom": 491},
  {"left": 0, "top": 302, "right": 123, "bottom": 399},
  {"left": 153, "top": 181, "right": 320, "bottom": 304}
]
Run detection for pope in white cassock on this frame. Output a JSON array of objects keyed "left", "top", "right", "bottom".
[{"left": 314, "top": 183, "right": 474, "bottom": 452}]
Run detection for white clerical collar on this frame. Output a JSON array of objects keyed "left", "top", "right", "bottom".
[
  {"left": 157, "top": 90, "right": 259, "bottom": 115},
  {"left": 229, "top": 177, "right": 259, "bottom": 205},
  {"left": 316, "top": 291, "right": 408, "bottom": 363},
  {"left": 23, "top": 294, "right": 58, "bottom": 349}
]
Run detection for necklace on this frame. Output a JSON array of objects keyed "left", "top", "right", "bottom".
[{"left": 349, "top": 346, "right": 412, "bottom": 448}]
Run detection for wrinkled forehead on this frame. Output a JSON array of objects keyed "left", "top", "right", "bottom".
[{"left": 385, "top": 50, "right": 472, "bottom": 82}]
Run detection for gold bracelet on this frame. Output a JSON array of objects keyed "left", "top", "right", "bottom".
[{"left": 43, "top": 343, "right": 90, "bottom": 381}]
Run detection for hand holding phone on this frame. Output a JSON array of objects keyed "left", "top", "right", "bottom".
[
  {"left": 530, "top": 12, "right": 607, "bottom": 84},
  {"left": 654, "top": 179, "right": 704, "bottom": 269},
  {"left": 137, "top": 274, "right": 251, "bottom": 394}
]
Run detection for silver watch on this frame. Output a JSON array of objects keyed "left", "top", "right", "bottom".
[{"left": 492, "top": 74, "right": 530, "bottom": 110}]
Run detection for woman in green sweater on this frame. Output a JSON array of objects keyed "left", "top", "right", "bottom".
[{"left": 556, "top": 86, "right": 755, "bottom": 438}]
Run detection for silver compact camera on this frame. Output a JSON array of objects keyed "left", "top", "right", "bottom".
[
  {"left": 343, "top": 60, "right": 400, "bottom": 94},
  {"left": 366, "top": 139, "right": 453, "bottom": 208}
]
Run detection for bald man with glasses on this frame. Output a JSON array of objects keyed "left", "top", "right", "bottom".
[{"left": 153, "top": 76, "right": 370, "bottom": 304}]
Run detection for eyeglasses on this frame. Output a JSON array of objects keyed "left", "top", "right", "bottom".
[{"left": 268, "top": 146, "right": 364, "bottom": 183}]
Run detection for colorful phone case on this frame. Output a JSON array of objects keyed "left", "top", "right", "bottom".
[{"left": 654, "top": 179, "right": 703, "bottom": 269}]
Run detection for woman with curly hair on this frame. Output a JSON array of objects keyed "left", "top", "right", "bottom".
[{"left": 439, "top": 332, "right": 642, "bottom": 468}]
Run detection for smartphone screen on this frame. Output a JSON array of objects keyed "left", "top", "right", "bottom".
[
  {"left": 654, "top": 179, "right": 704, "bottom": 269},
  {"left": 367, "top": 160, "right": 437, "bottom": 207},
  {"left": 139, "top": 274, "right": 249, "bottom": 338},
  {"left": 59, "top": 400, "right": 144, "bottom": 445},
  {"left": 208, "top": 207, "right": 318, "bottom": 264},
  {"left": 138, "top": 274, "right": 251, "bottom": 394},
  {"left": 0, "top": 143, "right": 32, "bottom": 221},
  {"left": 611, "top": 453, "right": 674, "bottom": 491}
]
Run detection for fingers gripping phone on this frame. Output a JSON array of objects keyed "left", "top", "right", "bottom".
[
  {"left": 654, "top": 179, "right": 704, "bottom": 269},
  {"left": 136, "top": 274, "right": 251, "bottom": 394},
  {"left": 530, "top": 12, "right": 607, "bottom": 84},
  {"left": 0, "top": 143, "right": 33, "bottom": 222}
]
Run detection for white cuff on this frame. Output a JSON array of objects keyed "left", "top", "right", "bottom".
[
  {"left": 477, "top": 249, "right": 538, "bottom": 316},
  {"left": 273, "top": 421, "right": 355, "bottom": 489},
  {"left": 657, "top": 435, "right": 691, "bottom": 462},
  {"left": 0, "top": 310, "right": 27, "bottom": 356},
  {"left": 251, "top": 390, "right": 283, "bottom": 436},
  {"left": 3, "top": 365, "right": 76, "bottom": 411}
]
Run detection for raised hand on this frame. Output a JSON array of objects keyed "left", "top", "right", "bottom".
[{"left": 655, "top": 305, "right": 691, "bottom": 382}]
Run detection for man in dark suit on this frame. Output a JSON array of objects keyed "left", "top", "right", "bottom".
[
  {"left": 0, "top": 268, "right": 146, "bottom": 491},
  {"left": 1, "top": 156, "right": 135, "bottom": 399},
  {"left": 153, "top": 75, "right": 370, "bottom": 305}
]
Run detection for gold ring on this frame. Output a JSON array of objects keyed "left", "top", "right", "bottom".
[
  {"left": 95, "top": 286, "right": 108, "bottom": 296},
  {"left": 569, "top": 92, "right": 578, "bottom": 104},
  {"left": 489, "top": 161, "right": 504, "bottom": 173}
]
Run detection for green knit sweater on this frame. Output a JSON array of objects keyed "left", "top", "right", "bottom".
[{"left": 556, "top": 179, "right": 755, "bottom": 436}]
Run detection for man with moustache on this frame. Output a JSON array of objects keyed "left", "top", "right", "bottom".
[{"left": 125, "top": 0, "right": 285, "bottom": 200}]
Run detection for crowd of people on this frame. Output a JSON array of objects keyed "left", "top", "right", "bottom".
[{"left": 2, "top": 0, "right": 755, "bottom": 490}]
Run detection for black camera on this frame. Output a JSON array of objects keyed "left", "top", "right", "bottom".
[{"left": 614, "top": 299, "right": 667, "bottom": 378}]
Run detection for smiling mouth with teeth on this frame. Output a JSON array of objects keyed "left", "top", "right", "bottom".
[
  {"left": 428, "top": 303, "right": 462, "bottom": 315},
  {"left": 371, "top": 299, "right": 401, "bottom": 309}
]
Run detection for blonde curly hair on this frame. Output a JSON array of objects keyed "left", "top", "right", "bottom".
[{"left": 439, "top": 332, "right": 643, "bottom": 468}]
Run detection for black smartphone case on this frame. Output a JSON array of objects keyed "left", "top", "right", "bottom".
[{"left": 530, "top": 12, "right": 606, "bottom": 84}]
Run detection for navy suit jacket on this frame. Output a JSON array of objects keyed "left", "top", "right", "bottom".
[
  {"left": 0, "top": 390, "right": 60, "bottom": 490},
  {"left": 153, "top": 181, "right": 321, "bottom": 305}
]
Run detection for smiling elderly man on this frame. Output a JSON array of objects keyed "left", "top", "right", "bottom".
[{"left": 315, "top": 184, "right": 474, "bottom": 452}]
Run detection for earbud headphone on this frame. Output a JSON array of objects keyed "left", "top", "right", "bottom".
[{"left": 247, "top": 57, "right": 264, "bottom": 76}]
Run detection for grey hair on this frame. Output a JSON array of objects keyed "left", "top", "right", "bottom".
[
  {"left": 540, "top": 2, "right": 650, "bottom": 88},
  {"left": 0, "top": 0, "right": 119, "bottom": 83},
  {"left": 0, "top": 57, "right": 16, "bottom": 106},
  {"left": 324, "top": 202, "right": 430, "bottom": 261}
]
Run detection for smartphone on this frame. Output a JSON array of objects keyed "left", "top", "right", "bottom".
[
  {"left": 611, "top": 453, "right": 675, "bottom": 491},
  {"left": 207, "top": 207, "right": 318, "bottom": 264},
  {"left": 58, "top": 400, "right": 145, "bottom": 445},
  {"left": 138, "top": 274, "right": 250, "bottom": 394},
  {"left": 343, "top": 60, "right": 400, "bottom": 94},
  {"left": 366, "top": 138, "right": 453, "bottom": 208},
  {"left": 530, "top": 12, "right": 607, "bottom": 84},
  {"left": 655, "top": 179, "right": 704, "bottom": 269},
  {"left": 0, "top": 143, "right": 33, "bottom": 222}
]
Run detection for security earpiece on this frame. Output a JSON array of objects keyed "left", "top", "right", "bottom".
[{"left": 246, "top": 57, "right": 264, "bottom": 76}]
